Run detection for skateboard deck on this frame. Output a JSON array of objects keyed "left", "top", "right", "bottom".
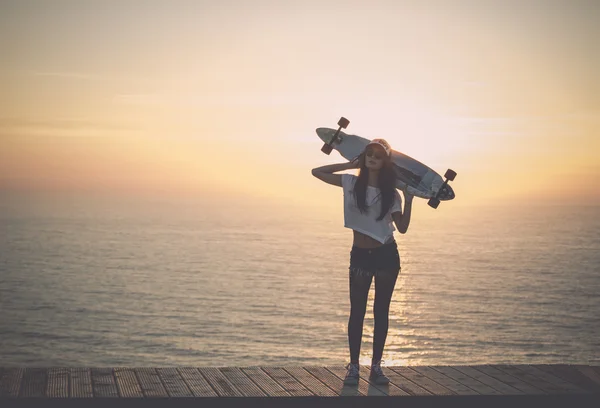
[{"left": 316, "top": 127, "right": 455, "bottom": 201}]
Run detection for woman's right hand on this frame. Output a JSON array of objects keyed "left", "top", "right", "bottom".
[{"left": 349, "top": 155, "right": 361, "bottom": 169}]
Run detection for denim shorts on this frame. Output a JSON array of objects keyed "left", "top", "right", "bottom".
[{"left": 349, "top": 241, "right": 401, "bottom": 278}]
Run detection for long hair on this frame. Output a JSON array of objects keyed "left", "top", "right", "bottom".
[{"left": 353, "top": 151, "right": 397, "bottom": 221}]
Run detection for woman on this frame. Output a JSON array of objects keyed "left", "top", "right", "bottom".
[{"left": 311, "top": 138, "right": 413, "bottom": 385}]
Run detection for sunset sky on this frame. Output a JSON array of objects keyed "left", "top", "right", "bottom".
[{"left": 1, "top": 0, "right": 599, "bottom": 209}]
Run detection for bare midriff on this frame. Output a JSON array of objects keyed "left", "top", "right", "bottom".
[{"left": 352, "top": 230, "right": 390, "bottom": 249}]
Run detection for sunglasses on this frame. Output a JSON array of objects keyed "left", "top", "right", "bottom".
[{"left": 365, "top": 149, "right": 384, "bottom": 160}]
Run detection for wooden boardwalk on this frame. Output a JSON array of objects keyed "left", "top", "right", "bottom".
[{"left": 1, "top": 364, "right": 599, "bottom": 407}]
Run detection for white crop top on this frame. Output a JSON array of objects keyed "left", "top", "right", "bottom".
[{"left": 341, "top": 174, "right": 402, "bottom": 244}]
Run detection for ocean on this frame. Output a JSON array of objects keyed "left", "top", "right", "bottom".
[{"left": 1, "top": 193, "right": 599, "bottom": 367}]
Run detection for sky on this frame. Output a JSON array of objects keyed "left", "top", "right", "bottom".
[{"left": 1, "top": 0, "right": 599, "bottom": 210}]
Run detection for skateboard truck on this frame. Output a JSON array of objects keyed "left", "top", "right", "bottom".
[
  {"left": 321, "top": 117, "right": 350, "bottom": 154},
  {"left": 428, "top": 169, "right": 457, "bottom": 209}
]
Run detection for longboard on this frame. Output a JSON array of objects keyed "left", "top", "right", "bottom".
[{"left": 316, "top": 120, "right": 456, "bottom": 208}]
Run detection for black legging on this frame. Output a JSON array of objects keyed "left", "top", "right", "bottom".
[{"left": 348, "top": 269, "right": 399, "bottom": 365}]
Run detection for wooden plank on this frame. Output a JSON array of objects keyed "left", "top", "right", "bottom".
[
  {"left": 70, "top": 368, "right": 93, "bottom": 398},
  {"left": 474, "top": 365, "right": 546, "bottom": 394},
  {"left": 283, "top": 367, "right": 338, "bottom": 397},
  {"left": 3, "top": 364, "right": 599, "bottom": 399},
  {"left": 0, "top": 368, "right": 24, "bottom": 398},
  {"left": 387, "top": 366, "right": 433, "bottom": 396},
  {"left": 261, "top": 367, "right": 313, "bottom": 397},
  {"left": 360, "top": 365, "right": 410, "bottom": 396},
  {"left": 198, "top": 367, "right": 244, "bottom": 397},
  {"left": 241, "top": 367, "right": 289, "bottom": 397},
  {"left": 577, "top": 365, "right": 600, "bottom": 387},
  {"left": 178, "top": 367, "right": 218, "bottom": 397},
  {"left": 156, "top": 368, "right": 194, "bottom": 398},
  {"left": 114, "top": 368, "right": 143, "bottom": 398},
  {"left": 432, "top": 365, "right": 502, "bottom": 395},
  {"left": 305, "top": 366, "right": 362, "bottom": 397},
  {"left": 534, "top": 364, "right": 600, "bottom": 394},
  {"left": 410, "top": 366, "right": 479, "bottom": 395},
  {"left": 394, "top": 366, "right": 456, "bottom": 395},
  {"left": 450, "top": 365, "right": 523, "bottom": 395},
  {"left": 326, "top": 365, "right": 387, "bottom": 397},
  {"left": 494, "top": 365, "right": 573, "bottom": 394},
  {"left": 47, "top": 368, "right": 69, "bottom": 398},
  {"left": 134, "top": 368, "right": 168, "bottom": 398},
  {"left": 91, "top": 368, "right": 118, "bottom": 398},
  {"left": 513, "top": 365, "right": 589, "bottom": 394},
  {"left": 20, "top": 368, "right": 47, "bottom": 397},
  {"left": 219, "top": 367, "right": 266, "bottom": 397}
]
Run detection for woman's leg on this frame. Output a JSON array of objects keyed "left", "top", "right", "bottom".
[
  {"left": 348, "top": 269, "right": 373, "bottom": 364},
  {"left": 371, "top": 269, "right": 399, "bottom": 364}
]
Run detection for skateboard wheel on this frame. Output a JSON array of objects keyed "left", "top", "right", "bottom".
[
  {"left": 338, "top": 117, "right": 350, "bottom": 128},
  {"left": 321, "top": 143, "right": 333, "bottom": 155},
  {"left": 428, "top": 197, "right": 440, "bottom": 209},
  {"left": 444, "top": 169, "right": 457, "bottom": 181}
]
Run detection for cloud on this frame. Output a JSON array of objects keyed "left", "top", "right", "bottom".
[
  {"left": 29, "top": 71, "right": 102, "bottom": 80},
  {"left": 0, "top": 117, "right": 137, "bottom": 134},
  {"left": 112, "top": 94, "right": 163, "bottom": 105}
]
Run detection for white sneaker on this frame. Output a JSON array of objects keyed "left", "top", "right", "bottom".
[{"left": 343, "top": 362, "right": 360, "bottom": 385}]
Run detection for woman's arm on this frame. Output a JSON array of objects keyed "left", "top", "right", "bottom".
[
  {"left": 311, "top": 160, "right": 357, "bottom": 187},
  {"left": 392, "top": 189, "right": 414, "bottom": 234}
]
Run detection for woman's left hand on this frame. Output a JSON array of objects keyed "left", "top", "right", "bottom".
[{"left": 402, "top": 184, "right": 414, "bottom": 200}]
